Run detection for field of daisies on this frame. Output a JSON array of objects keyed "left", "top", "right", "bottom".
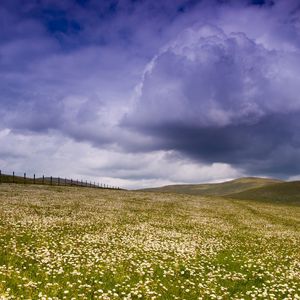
[{"left": 0, "top": 184, "right": 299, "bottom": 299}]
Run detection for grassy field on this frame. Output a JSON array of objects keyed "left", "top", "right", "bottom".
[{"left": 0, "top": 184, "right": 299, "bottom": 299}]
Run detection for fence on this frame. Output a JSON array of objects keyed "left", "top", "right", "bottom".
[{"left": 0, "top": 170, "right": 120, "bottom": 190}]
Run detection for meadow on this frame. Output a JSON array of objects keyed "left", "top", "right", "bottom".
[{"left": 0, "top": 184, "right": 299, "bottom": 299}]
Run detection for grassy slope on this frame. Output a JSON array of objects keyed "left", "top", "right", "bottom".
[
  {"left": 141, "top": 177, "right": 283, "bottom": 196},
  {"left": 227, "top": 181, "right": 300, "bottom": 205},
  {"left": 0, "top": 184, "right": 299, "bottom": 299}
]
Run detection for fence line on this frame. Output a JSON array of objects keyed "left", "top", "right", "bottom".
[{"left": 0, "top": 170, "right": 120, "bottom": 190}]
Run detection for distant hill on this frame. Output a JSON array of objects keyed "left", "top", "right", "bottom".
[
  {"left": 227, "top": 181, "right": 300, "bottom": 204},
  {"left": 140, "top": 177, "right": 283, "bottom": 196}
]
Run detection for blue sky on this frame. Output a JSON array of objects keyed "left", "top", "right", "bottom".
[{"left": 1, "top": 0, "right": 300, "bottom": 188}]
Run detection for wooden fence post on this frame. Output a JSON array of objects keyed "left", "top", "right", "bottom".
[
  {"left": 13, "top": 171, "right": 15, "bottom": 183},
  {"left": 24, "top": 173, "right": 26, "bottom": 184},
  {"left": 42, "top": 175, "right": 44, "bottom": 184},
  {"left": 50, "top": 176, "right": 52, "bottom": 185},
  {"left": 34, "top": 174, "right": 36, "bottom": 184}
]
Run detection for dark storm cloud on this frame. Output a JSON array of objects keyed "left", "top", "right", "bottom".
[{"left": 128, "top": 112, "right": 300, "bottom": 176}]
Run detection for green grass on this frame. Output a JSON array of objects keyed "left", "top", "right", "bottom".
[
  {"left": 0, "top": 183, "right": 299, "bottom": 299},
  {"left": 140, "top": 177, "right": 283, "bottom": 196}
]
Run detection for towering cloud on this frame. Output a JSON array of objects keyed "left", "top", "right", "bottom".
[{"left": 124, "top": 3, "right": 300, "bottom": 177}]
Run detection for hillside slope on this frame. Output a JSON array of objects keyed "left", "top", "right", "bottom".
[
  {"left": 140, "top": 177, "right": 282, "bottom": 196},
  {"left": 227, "top": 181, "right": 300, "bottom": 204}
]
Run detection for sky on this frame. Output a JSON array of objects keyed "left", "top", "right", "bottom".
[{"left": 1, "top": 0, "right": 300, "bottom": 189}]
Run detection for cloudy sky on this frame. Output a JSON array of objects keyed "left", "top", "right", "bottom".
[{"left": 1, "top": 0, "right": 300, "bottom": 189}]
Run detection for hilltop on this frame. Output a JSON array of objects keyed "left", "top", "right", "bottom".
[{"left": 140, "top": 177, "right": 283, "bottom": 196}]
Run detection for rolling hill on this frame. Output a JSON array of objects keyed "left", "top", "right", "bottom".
[
  {"left": 227, "top": 181, "right": 300, "bottom": 204},
  {"left": 140, "top": 177, "right": 283, "bottom": 196}
]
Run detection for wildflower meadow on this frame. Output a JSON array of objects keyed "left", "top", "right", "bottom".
[{"left": 0, "top": 184, "right": 299, "bottom": 299}]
